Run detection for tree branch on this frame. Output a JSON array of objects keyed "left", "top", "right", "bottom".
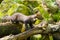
[{"left": 0, "top": 21, "right": 60, "bottom": 40}]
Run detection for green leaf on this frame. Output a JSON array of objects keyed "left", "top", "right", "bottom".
[
  {"left": 49, "top": 34, "right": 53, "bottom": 40},
  {"left": 35, "top": 18, "right": 41, "bottom": 25},
  {"left": 30, "top": 34, "right": 42, "bottom": 40},
  {"left": 0, "top": 12, "right": 4, "bottom": 18},
  {"left": 6, "top": 3, "right": 19, "bottom": 15},
  {"left": 16, "top": 4, "right": 31, "bottom": 15}
]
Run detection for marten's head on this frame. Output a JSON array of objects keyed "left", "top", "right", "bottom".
[{"left": 35, "top": 12, "right": 43, "bottom": 20}]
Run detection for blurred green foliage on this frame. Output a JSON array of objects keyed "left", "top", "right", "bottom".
[
  {"left": 45, "top": 0, "right": 58, "bottom": 14},
  {"left": 0, "top": 0, "right": 60, "bottom": 40}
]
